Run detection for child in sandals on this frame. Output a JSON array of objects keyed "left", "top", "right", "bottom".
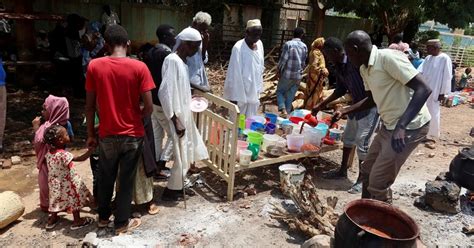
[{"left": 43, "top": 125, "right": 95, "bottom": 230}]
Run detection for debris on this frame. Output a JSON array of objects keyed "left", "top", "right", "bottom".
[
  {"left": 435, "top": 172, "right": 450, "bottom": 181},
  {"left": 424, "top": 180, "right": 461, "bottom": 214},
  {"left": 11, "top": 156, "right": 21, "bottom": 165},
  {"left": 216, "top": 203, "right": 230, "bottom": 213},
  {"left": 411, "top": 191, "right": 422, "bottom": 197},
  {"left": 301, "top": 234, "right": 331, "bottom": 248},
  {"left": 82, "top": 232, "right": 99, "bottom": 247},
  {"left": 2, "top": 159, "right": 11, "bottom": 169},
  {"left": 462, "top": 225, "right": 474, "bottom": 235},
  {"left": 178, "top": 233, "right": 199, "bottom": 247},
  {"left": 270, "top": 176, "right": 339, "bottom": 237},
  {"left": 244, "top": 187, "right": 257, "bottom": 196},
  {"left": 239, "top": 201, "right": 251, "bottom": 209},
  {"left": 428, "top": 153, "right": 435, "bottom": 158}
]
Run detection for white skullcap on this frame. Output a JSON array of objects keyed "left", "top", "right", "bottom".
[
  {"left": 246, "top": 19, "right": 262, "bottom": 29},
  {"left": 177, "top": 27, "right": 202, "bottom": 42}
]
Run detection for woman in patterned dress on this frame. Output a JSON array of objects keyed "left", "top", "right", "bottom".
[
  {"left": 43, "top": 125, "right": 94, "bottom": 230},
  {"left": 304, "top": 37, "right": 329, "bottom": 110}
]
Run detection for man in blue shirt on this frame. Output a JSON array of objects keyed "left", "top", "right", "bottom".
[
  {"left": 277, "top": 27, "right": 308, "bottom": 117},
  {"left": 0, "top": 55, "right": 5, "bottom": 153},
  {"left": 312, "top": 37, "right": 379, "bottom": 194}
]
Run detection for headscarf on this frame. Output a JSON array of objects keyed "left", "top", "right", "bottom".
[
  {"left": 173, "top": 27, "right": 202, "bottom": 52},
  {"left": 34, "top": 95, "right": 70, "bottom": 169},
  {"left": 388, "top": 42, "right": 409, "bottom": 52},
  {"left": 311, "top": 37, "right": 325, "bottom": 50}
]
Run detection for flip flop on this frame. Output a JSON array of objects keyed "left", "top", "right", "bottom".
[
  {"left": 97, "top": 219, "right": 112, "bottom": 228},
  {"left": 148, "top": 204, "right": 160, "bottom": 215},
  {"left": 45, "top": 217, "right": 59, "bottom": 230},
  {"left": 70, "top": 217, "right": 94, "bottom": 230},
  {"left": 115, "top": 218, "right": 141, "bottom": 235}
]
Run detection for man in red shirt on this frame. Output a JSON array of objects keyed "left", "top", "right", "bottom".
[{"left": 85, "top": 25, "right": 154, "bottom": 234}]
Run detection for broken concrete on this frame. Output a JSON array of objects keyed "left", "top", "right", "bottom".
[
  {"left": 2, "top": 159, "right": 11, "bottom": 169},
  {"left": 10, "top": 156, "right": 21, "bottom": 165},
  {"left": 82, "top": 232, "right": 99, "bottom": 247},
  {"left": 424, "top": 180, "right": 461, "bottom": 214}
]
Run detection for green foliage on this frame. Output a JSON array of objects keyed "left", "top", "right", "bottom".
[
  {"left": 415, "top": 30, "right": 440, "bottom": 43},
  {"left": 424, "top": 0, "right": 474, "bottom": 30},
  {"left": 452, "top": 36, "right": 462, "bottom": 47},
  {"left": 465, "top": 27, "right": 474, "bottom": 36}
]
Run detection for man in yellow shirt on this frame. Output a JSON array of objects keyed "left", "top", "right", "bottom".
[{"left": 334, "top": 30, "right": 432, "bottom": 203}]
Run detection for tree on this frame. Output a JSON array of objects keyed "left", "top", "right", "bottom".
[{"left": 423, "top": 0, "right": 474, "bottom": 30}]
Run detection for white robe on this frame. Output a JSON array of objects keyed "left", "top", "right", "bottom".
[
  {"left": 158, "top": 53, "right": 209, "bottom": 190},
  {"left": 223, "top": 39, "right": 264, "bottom": 117},
  {"left": 418, "top": 53, "right": 452, "bottom": 139}
]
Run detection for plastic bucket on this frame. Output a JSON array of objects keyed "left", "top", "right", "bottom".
[
  {"left": 287, "top": 134, "right": 304, "bottom": 152},
  {"left": 250, "top": 122, "right": 265, "bottom": 132},
  {"left": 304, "top": 113, "right": 318, "bottom": 127},
  {"left": 279, "top": 164, "right": 306, "bottom": 196},
  {"left": 237, "top": 140, "right": 249, "bottom": 157},
  {"left": 251, "top": 116, "right": 266, "bottom": 125},
  {"left": 265, "top": 123, "right": 276, "bottom": 134},
  {"left": 262, "top": 134, "right": 279, "bottom": 151},
  {"left": 265, "top": 113, "right": 278, "bottom": 124},
  {"left": 245, "top": 118, "right": 255, "bottom": 129},
  {"left": 290, "top": 116, "right": 304, "bottom": 124},
  {"left": 248, "top": 143, "right": 260, "bottom": 161},
  {"left": 239, "top": 150, "right": 252, "bottom": 166},
  {"left": 316, "top": 123, "right": 329, "bottom": 136},
  {"left": 329, "top": 128, "right": 344, "bottom": 142},
  {"left": 303, "top": 128, "right": 321, "bottom": 146},
  {"left": 247, "top": 131, "right": 263, "bottom": 146}
]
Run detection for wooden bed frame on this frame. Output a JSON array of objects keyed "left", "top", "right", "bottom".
[{"left": 194, "top": 90, "right": 340, "bottom": 201}]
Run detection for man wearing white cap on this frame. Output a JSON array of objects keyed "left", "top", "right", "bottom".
[
  {"left": 174, "top": 11, "right": 212, "bottom": 92},
  {"left": 159, "top": 27, "right": 209, "bottom": 201},
  {"left": 418, "top": 39, "right": 452, "bottom": 149},
  {"left": 224, "top": 19, "right": 264, "bottom": 117}
]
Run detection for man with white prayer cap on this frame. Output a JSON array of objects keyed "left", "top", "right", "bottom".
[
  {"left": 173, "top": 11, "right": 212, "bottom": 92},
  {"left": 223, "top": 19, "right": 264, "bottom": 117},
  {"left": 158, "top": 27, "right": 209, "bottom": 201},
  {"left": 417, "top": 39, "right": 452, "bottom": 149}
]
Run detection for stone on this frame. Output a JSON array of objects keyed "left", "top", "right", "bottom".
[
  {"left": 82, "top": 232, "right": 99, "bottom": 247},
  {"left": 11, "top": 156, "right": 21, "bottom": 165},
  {"left": 414, "top": 196, "right": 427, "bottom": 209},
  {"left": 1, "top": 159, "right": 11, "bottom": 169},
  {"left": 424, "top": 180, "right": 461, "bottom": 214},
  {"left": 428, "top": 153, "right": 435, "bottom": 158},
  {"left": 301, "top": 234, "right": 331, "bottom": 248}
]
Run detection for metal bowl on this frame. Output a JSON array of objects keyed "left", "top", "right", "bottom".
[{"left": 266, "top": 145, "right": 284, "bottom": 157}]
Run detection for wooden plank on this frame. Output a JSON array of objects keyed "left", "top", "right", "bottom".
[
  {"left": 235, "top": 144, "right": 342, "bottom": 171},
  {"left": 201, "top": 159, "right": 231, "bottom": 181},
  {"left": 217, "top": 122, "right": 225, "bottom": 171},
  {"left": 222, "top": 128, "right": 230, "bottom": 175}
]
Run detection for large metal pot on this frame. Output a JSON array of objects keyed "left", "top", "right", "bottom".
[
  {"left": 334, "top": 199, "right": 419, "bottom": 248},
  {"left": 449, "top": 147, "right": 474, "bottom": 191}
]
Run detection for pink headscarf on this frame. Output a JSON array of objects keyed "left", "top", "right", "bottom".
[
  {"left": 388, "top": 42, "right": 409, "bottom": 52},
  {"left": 34, "top": 95, "right": 70, "bottom": 169}
]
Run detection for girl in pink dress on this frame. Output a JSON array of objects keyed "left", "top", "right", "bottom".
[{"left": 43, "top": 125, "right": 94, "bottom": 230}]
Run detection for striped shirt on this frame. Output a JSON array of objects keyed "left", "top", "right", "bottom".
[
  {"left": 278, "top": 38, "right": 308, "bottom": 80},
  {"left": 333, "top": 56, "right": 370, "bottom": 120}
]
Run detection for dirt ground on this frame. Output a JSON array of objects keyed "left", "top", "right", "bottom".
[{"left": 0, "top": 89, "right": 473, "bottom": 247}]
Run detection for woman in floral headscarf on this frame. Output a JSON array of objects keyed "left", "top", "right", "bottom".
[{"left": 304, "top": 37, "right": 329, "bottom": 109}]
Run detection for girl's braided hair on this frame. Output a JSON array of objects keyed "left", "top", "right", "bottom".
[{"left": 43, "top": 125, "right": 63, "bottom": 147}]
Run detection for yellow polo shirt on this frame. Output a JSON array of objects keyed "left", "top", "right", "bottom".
[{"left": 359, "top": 46, "right": 431, "bottom": 130}]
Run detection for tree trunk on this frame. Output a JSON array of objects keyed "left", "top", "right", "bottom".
[{"left": 313, "top": 6, "right": 326, "bottom": 38}]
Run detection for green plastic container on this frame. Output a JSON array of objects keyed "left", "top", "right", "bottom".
[
  {"left": 248, "top": 143, "right": 260, "bottom": 161},
  {"left": 239, "top": 114, "right": 246, "bottom": 131},
  {"left": 247, "top": 131, "right": 263, "bottom": 146}
]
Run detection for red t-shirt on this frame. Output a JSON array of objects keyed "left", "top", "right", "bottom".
[{"left": 85, "top": 57, "right": 155, "bottom": 138}]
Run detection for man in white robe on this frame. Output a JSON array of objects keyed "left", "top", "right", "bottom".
[
  {"left": 158, "top": 27, "right": 209, "bottom": 201},
  {"left": 223, "top": 19, "right": 264, "bottom": 117},
  {"left": 418, "top": 39, "right": 452, "bottom": 149}
]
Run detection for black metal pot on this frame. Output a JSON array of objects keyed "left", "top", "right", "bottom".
[
  {"left": 449, "top": 148, "right": 474, "bottom": 191},
  {"left": 334, "top": 199, "right": 419, "bottom": 248}
]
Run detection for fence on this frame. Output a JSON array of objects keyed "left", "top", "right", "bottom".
[{"left": 418, "top": 44, "right": 474, "bottom": 67}]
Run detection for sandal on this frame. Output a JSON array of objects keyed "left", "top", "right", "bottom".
[
  {"left": 348, "top": 182, "right": 362, "bottom": 194},
  {"left": 148, "top": 203, "right": 160, "bottom": 215},
  {"left": 115, "top": 218, "right": 141, "bottom": 235},
  {"left": 45, "top": 216, "right": 60, "bottom": 230},
  {"left": 70, "top": 217, "right": 94, "bottom": 230},
  {"left": 97, "top": 219, "right": 112, "bottom": 228}
]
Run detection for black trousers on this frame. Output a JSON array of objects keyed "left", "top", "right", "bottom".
[{"left": 97, "top": 136, "right": 143, "bottom": 228}]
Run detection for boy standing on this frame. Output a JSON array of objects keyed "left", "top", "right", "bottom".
[{"left": 85, "top": 25, "right": 155, "bottom": 234}]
